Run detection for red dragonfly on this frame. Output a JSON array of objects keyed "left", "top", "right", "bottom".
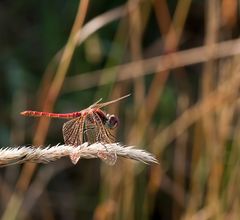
[{"left": 21, "top": 94, "right": 130, "bottom": 165}]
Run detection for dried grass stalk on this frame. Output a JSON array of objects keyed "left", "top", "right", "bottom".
[{"left": 0, "top": 143, "right": 158, "bottom": 167}]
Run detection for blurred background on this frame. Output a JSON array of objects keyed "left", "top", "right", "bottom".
[{"left": 1, "top": 0, "right": 240, "bottom": 219}]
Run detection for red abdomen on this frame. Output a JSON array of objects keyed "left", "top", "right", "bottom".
[{"left": 20, "top": 111, "right": 81, "bottom": 119}]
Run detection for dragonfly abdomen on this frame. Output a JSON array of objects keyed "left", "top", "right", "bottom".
[{"left": 20, "top": 111, "right": 81, "bottom": 119}]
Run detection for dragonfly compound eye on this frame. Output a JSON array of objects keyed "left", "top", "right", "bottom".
[{"left": 106, "top": 115, "right": 119, "bottom": 129}]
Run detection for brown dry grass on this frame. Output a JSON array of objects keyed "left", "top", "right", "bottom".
[{"left": 2, "top": 0, "right": 240, "bottom": 219}]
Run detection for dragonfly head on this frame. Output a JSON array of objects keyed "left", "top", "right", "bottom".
[{"left": 105, "top": 114, "right": 119, "bottom": 129}]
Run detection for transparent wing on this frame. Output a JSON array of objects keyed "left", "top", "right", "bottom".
[
  {"left": 62, "top": 112, "right": 118, "bottom": 165},
  {"left": 97, "top": 150, "right": 117, "bottom": 166},
  {"left": 92, "top": 112, "right": 113, "bottom": 143},
  {"left": 62, "top": 117, "right": 85, "bottom": 146},
  {"left": 91, "top": 112, "right": 117, "bottom": 165},
  {"left": 83, "top": 113, "right": 115, "bottom": 143},
  {"left": 84, "top": 116, "right": 99, "bottom": 144},
  {"left": 91, "top": 94, "right": 130, "bottom": 109},
  {"left": 88, "top": 98, "right": 102, "bottom": 108},
  {"left": 62, "top": 116, "right": 85, "bottom": 164}
]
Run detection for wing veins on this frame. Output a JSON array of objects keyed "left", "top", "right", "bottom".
[{"left": 63, "top": 116, "right": 85, "bottom": 146}]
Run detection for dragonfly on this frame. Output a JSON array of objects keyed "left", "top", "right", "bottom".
[{"left": 21, "top": 94, "right": 130, "bottom": 165}]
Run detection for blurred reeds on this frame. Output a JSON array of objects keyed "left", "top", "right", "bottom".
[{"left": 1, "top": 0, "right": 240, "bottom": 219}]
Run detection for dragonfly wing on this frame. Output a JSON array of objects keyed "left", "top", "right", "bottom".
[
  {"left": 84, "top": 116, "right": 99, "bottom": 144},
  {"left": 97, "top": 150, "right": 117, "bottom": 166},
  {"left": 88, "top": 98, "right": 103, "bottom": 109},
  {"left": 92, "top": 112, "right": 114, "bottom": 143},
  {"left": 91, "top": 112, "right": 117, "bottom": 165},
  {"left": 62, "top": 116, "right": 85, "bottom": 164},
  {"left": 82, "top": 115, "right": 117, "bottom": 165},
  {"left": 93, "top": 94, "right": 130, "bottom": 109}
]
